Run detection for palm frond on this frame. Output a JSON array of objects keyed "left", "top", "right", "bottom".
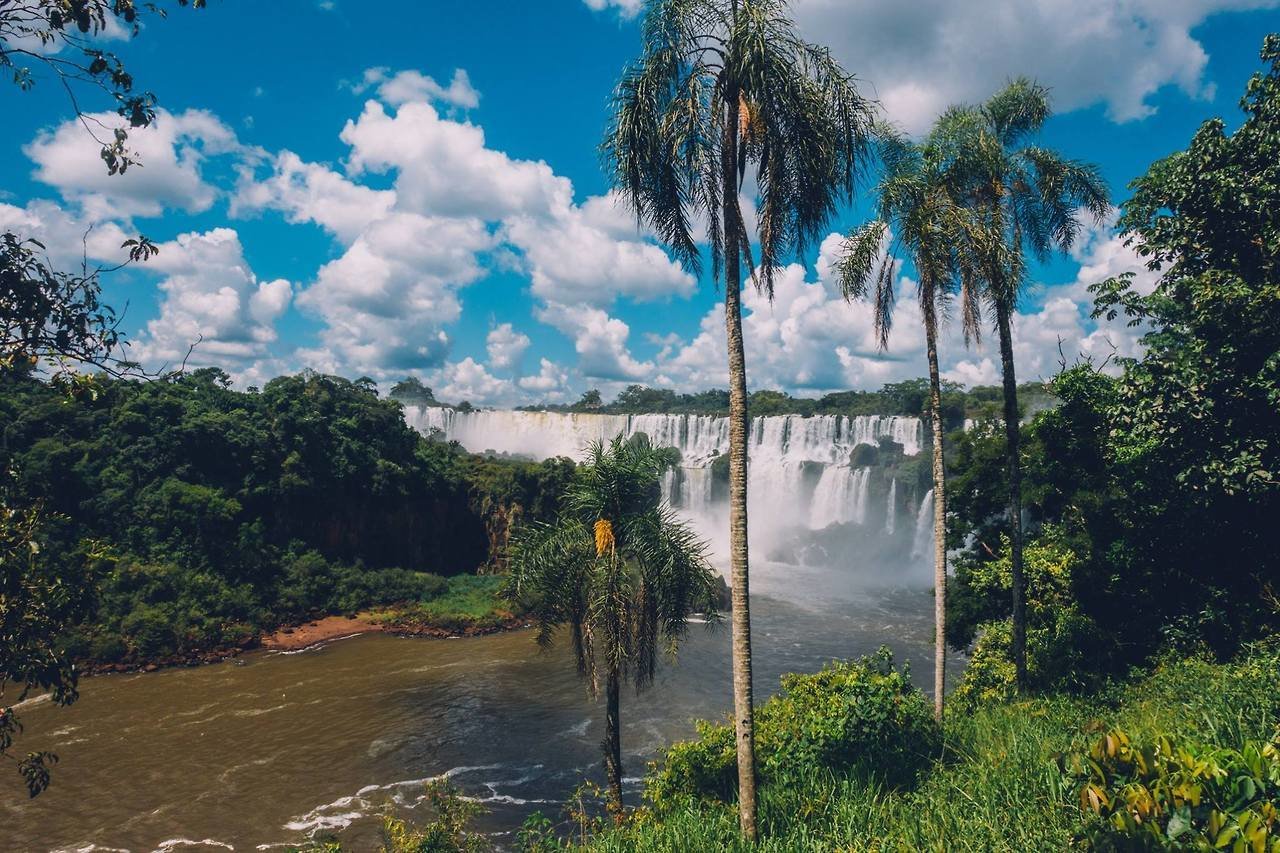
[
  {"left": 835, "top": 220, "right": 888, "bottom": 303},
  {"left": 506, "top": 435, "right": 718, "bottom": 696}
]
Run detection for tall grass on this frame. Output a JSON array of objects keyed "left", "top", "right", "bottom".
[{"left": 584, "top": 648, "right": 1280, "bottom": 852}]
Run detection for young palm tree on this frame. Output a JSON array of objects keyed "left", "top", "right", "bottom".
[
  {"left": 603, "top": 2, "right": 873, "bottom": 835},
  {"left": 506, "top": 435, "right": 719, "bottom": 819},
  {"left": 836, "top": 129, "right": 980, "bottom": 721},
  {"left": 931, "top": 80, "right": 1109, "bottom": 688}
]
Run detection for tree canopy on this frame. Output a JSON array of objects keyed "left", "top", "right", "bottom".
[{"left": 947, "top": 36, "right": 1280, "bottom": 683}]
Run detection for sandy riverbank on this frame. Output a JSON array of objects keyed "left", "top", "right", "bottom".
[{"left": 259, "top": 613, "right": 385, "bottom": 651}]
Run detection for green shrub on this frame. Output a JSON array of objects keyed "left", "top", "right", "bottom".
[
  {"left": 121, "top": 605, "right": 176, "bottom": 658},
  {"left": 647, "top": 647, "right": 939, "bottom": 812},
  {"left": 87, "top": 632, "right": 127, "bottom": 663},
  {"left": 1067, "top": 728, "right": 1280, "bottom": 851},
  {"left": 380, "top": 778, "right": 489, "bottom": 852},
  {"left": 275, "top": 551, "right": 448, "bottom": 616},
  {"left": 953, "top": 528, "right": 1104, "bottom": 708},
  {"left": 364, "top": 567, "right": 448, "bottom": 605}
]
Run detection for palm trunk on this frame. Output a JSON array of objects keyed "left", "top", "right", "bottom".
[
  {"left": 722, "top": 78, "right": 758, "bottom": 842},
  {"left": 923, "top": 298, "right": 948, "bottom": 721},
  {"left": 604, "top": 666, "right": 624, "bottom": 821},
  {"left": 995, "top": 301, "right": 1027, "bottom": 689}
]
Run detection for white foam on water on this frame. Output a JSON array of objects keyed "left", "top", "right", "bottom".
[
  {"left": 285, "top": 765, "right": 506, "bottom": 836},
  {"left": 12, "top": 692, "right": 52, "bottom": 710},
  {"left": 232, "top": 703, "right": 291, "bottom": 718},
  {"left": 269, "top": 632, "right": 368, "bottom": 656},
  {"left": 151, "top": 840, "right": 235, "bottom": 853}
]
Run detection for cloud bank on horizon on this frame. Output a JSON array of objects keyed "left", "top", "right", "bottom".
[{"left": 3, "top": 0, "right": 1272, "bottom": 404}]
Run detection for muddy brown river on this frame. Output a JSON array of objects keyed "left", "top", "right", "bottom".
[{"left": 2, "top": 561, "right": 945, "bottom": 851}]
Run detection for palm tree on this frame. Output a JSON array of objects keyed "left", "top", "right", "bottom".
[
  {"left": 602, "top": 2, "right": 873, "bottom": 835},
  {"left": 836, "top": 128, "right": 980, "bottom": 721},
  {"left": 506, "top": 435, "right": 720, "bottom": 819},
  {"left": 931, "top": 80, "right": 1109, "bottom": 688}
]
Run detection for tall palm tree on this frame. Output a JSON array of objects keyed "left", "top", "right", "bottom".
[
  {"left": 506, "top": 435, "right": 720, "bottom": 819},
  {"left": 931, "top": 80, "right": 1109, "bottom": 688},
  {"left": 836, "top": 129, "right": 980, "bottom": 721},
  {"left": 603, "top": 1, "right": 873, "bottom": 835}
]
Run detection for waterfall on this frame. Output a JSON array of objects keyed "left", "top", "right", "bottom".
[
  {"left": 809, "top": 466, "right": 871, "bottom": 530},
  {"left": 404, "top": 407, "right": 923, "bottom": 541},
  {"left": 406, "top": 408, "right": 921, "bottom": 466},
  {"left": 911, "top": 489, "right": 935, "bottom": 560},
  {"left": 885, "top": 479, "right": 897, "bottom": 535}
]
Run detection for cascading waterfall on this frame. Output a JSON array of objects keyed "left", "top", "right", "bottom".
[
  {"left": 404, "top": 406, "right": 929, "bottom": 554},
  {"left": 911, "top": 488, "right": 935, "bottom": 560},
  {"left": 809, "top": 466, "right": 871, "bottom": 530},
  {"left": 884, "top": 479, "right": 897, "bottom": 535},
  {"left": 408, "top": 407, "right": 921, "bottom": 465}
]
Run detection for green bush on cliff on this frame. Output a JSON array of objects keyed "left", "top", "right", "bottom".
[{"left": 647, "top": 647, "right": 939, "bottom": 812}]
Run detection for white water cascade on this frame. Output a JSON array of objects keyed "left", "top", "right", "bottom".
[
  {"left": 884, "top": 479, "right": 897, "bottom": 535},
  {"left": 404, "top": 406, "right": 928, "bottom": 557},
  {"left": 911, "top": 488, "right": 935, "bottom": 560},
  {"left": 809, "top": 466, "right": 871, "bottom": 530}
]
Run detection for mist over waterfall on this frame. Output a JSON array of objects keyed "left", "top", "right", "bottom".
[{"left": 404, "top": 406, "right": 936, "bottom": 584}]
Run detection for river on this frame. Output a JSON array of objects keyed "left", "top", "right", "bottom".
[{"left": 1, "top": 559, "right": 943, "bottom": 851}]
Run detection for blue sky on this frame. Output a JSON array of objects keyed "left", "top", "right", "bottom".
[{"left": 3, "top": 0, "right": 1278, "bottom": 403}]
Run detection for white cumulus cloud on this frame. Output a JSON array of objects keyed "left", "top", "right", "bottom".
[
  {"left": 131, "top": 228, "right": 292, "bottom": 375},
  {"left": 24, "top": 108, "right": 246, "bottom": 218},
  {"left": 232, "top": 150, "right": 395, "bottom": 243},
  {"left": 788, "top": 0, "right": 1279, "bottom": 133},
  {"left": 349, "top": 67, "right": 481, "bottom": 109},
  {"left": 486, "top": 323, "right": 532, "bottom": 371},
  {"left": 296, "top": 212, "right": 495, "bottom": 377}
]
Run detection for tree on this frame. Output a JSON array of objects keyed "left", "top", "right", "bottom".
[
  {"left": 2, "top": 0, "right": 206, "bottom": 175},
  {"left": 933, "top": 80, "right": 1108, "bottom": 687},
  {"left": 389, "top": 377, "right": 436, "bottom": 404},
  {"left": 2, "top": 3, "right": 206, "bottom": 793},
  {"left": 1086, "top": 33, "right": 1280, "bottom": 653},
  {"left": 837, "top": 129, "right": 979, "bottom": 720},
  {"left": 2, "top": 0, "right": 205, "bottom": 381},
  {"left": 2, "top": 232, "right": 159, "bottom": 382},
  {"left": 506, "top": 435, "right": 719, "bottom": 818},
  {"left": 603, "top": 1, "right": 873, "bottom": 834},
  {"left": 0, "top": 489, "right": 102, "bottom": 797}
]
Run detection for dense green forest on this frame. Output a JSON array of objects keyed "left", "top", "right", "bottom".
[
  {"left": 0, "top": 368, "right": 573, "bottom": 664},
  {"left": 508, "top": 379, "right": 1054, "bottom": 430}
]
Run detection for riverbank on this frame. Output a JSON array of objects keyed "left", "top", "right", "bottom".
[
  {"left": 260, "top": 609, "right": 534, "bottom": 652},
  {"left": 259, "top": 613, "right": 383, "bottom": 651},
  {"left": 84, "top": 575, "right": 527, "bottom": 673}
]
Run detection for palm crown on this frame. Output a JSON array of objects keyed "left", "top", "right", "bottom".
[
  {"left": 506, "top": 434, "right": 718, "bottom": 694},
  {"left": 836, "top": 129, "right": 982, "bottom": 351},
  {"left": 931, "top": 78, "right": 1110, "bottom": 310},
  {"left": 602, "top": 0, "right": 875, "bottom": 296}
]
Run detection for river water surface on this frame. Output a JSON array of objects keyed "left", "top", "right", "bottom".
[{"left": 2, "top": 561, "right": 943, "bottom": 851}]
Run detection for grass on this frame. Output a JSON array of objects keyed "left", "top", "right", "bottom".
[
  {"left": 372, "top": 575, "right": 522, "bottom": 633},
  {"left": 581, "top": 647, "right": 1280, "bottom": 852}
]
